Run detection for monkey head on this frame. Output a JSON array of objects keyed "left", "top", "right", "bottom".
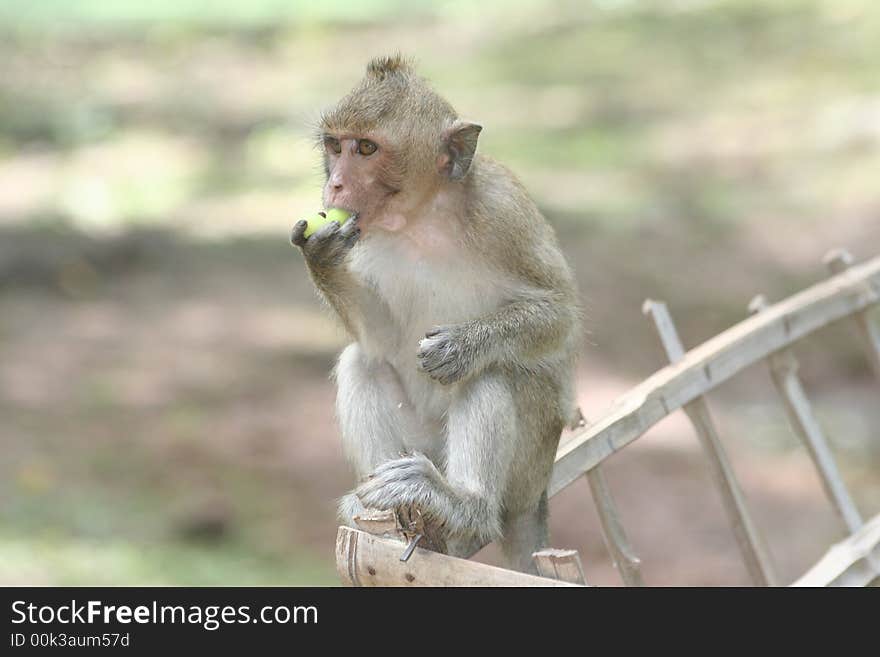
[{"left": 318, "top": 55, "right": 482, "bottom": 233}]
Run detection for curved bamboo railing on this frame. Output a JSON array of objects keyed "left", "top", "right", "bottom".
[{"left": 551, "top": 252, "right": 880, "bottom": 495}]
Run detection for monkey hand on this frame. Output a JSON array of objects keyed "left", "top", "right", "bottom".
[
  {"left": 417, "top": 325, "right": 478, "bottom": 385},
  {"left": 290, "top": 214, "right": 360, "bottom": 269},
  {"left": 355, "top": 453, "right": 449, "bottom": 527}
]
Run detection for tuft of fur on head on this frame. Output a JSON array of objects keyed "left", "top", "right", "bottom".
[
  {"left": 366, "top": 53, "right": 415, "bottom": 80},
  {"left": 318, "top": 54, "right": 457, "bottom": 143}
]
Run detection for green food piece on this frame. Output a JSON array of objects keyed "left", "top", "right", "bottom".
[
  {"left": 325, "top": 208, "right": 352, "bottom": 225},
  {"left": 302, "top": 208, "right": 352, "bottom": 238},
  {"left": 302, "top": 212, "right": 330, "bottom": 238}
]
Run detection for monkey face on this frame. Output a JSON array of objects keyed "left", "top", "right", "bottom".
[
  {"left": 319, "top": 125, "right": 482, "bottom": 236},
  {"left": 317, "top": 56, "right": 482, "bottom": 235},
  {"left": 321, "top": 132, "right": 406, "bottom": 232}
]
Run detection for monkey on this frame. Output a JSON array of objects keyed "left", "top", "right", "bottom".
[{"left": 290, "top": 55, "right": 582, "bottom": 572}]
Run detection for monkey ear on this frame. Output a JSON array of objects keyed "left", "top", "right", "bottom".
[{"left": 442, "top": 121, "right": 482, "bottom": 181}]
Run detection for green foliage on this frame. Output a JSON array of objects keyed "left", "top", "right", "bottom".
[{"left": 0, "top": 533, "right": 336, "bottom": 586}]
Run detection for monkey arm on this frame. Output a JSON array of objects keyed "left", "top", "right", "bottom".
[
  {"left": 309, "top": 265, "right": 400, "bottom": 345},
  {"left": 418, "top": 288, "right": 578, "bottom": 385},
  {"left": 292, "top": 216, "right": 387, "bottom": 340},
  {"left": 474, "top": 289, "right": 577, "bottom": 363},
  {"left": 306, "top": 264, "right": 364, "bottom": 337}
]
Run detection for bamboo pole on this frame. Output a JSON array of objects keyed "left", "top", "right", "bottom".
[
  {"left": 792, "top": 512, "right": 880, "bottom": 587},
  {"left": 336, "top": 527, "right": 581, "bottom": 587},
  {"left": 532, "top": 548, "right": 588, "bottom": 585},
  {"left": 585, "top": 466, "right": 645, "bottom": 586},
  {"left": 749, "top": 295, "right": 863, "bottom": 534},
  {"left": 824, "top": 249, "right": 880, "bottom": 379},
  {"left": 643, "top": 299, "right": 778, "bottom": 587}
]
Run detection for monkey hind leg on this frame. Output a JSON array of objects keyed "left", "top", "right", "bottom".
[
  {"left": 500, "top": 492, "right": 549, "bottom": 574},
  {"left": 446, "top": 534, "right": 486, "bottom": 560},
  {"left": 334, "top": 343, "right": 426, "bottom": 477}
]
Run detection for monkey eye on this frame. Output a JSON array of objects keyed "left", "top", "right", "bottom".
[
  {"left": 324, "top": 136, "right": 342, "bottom": 155},
  {"left": 357, "top": 139, "right": 378, "bottom": 156}
]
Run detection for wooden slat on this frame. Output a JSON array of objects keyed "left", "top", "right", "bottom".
[
  {"left": 585, "top": 467, "right": 644, "bottom": 586},
  {"left": 791, "top": 512, "right": 880, "bottom": 587},
  {"left": 643, "top": 300, "right": 777, "bottom": 587},
  {"left": 336, "top": 527, "right": 582, "bottom": 587},
  {"left": 824, "top": 249, "right": 880, "bottom": 379},
  {"left": 750, "top": 294, "right": 863, "bottom": 534},
  {"left": 532, "top": 548, "right": 588, "bottom": 585},
  {"left": 550, "top": 254, "right": 880, "bottom": 497},
  {"left": 353, "top": 508, "right": 405, "bottom": 539}
]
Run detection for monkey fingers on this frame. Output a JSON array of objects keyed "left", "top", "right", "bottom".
[
  {"left": 417, "top": 326, "right": 471, "bottom": 385},
  {"left": 355, "top": 453, "right": 444, "bottom": 519},
  {"left": 297, "top": 216, "right": 361, "bottom": 268},
  {"left": 337, "top": 213, "right": 361, "bottom": 244},
  {"left": 290, "top": 219, "right": 309, "bottom": 247}
]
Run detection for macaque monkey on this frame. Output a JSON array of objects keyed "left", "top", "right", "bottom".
[{"left": 291, "top": 55, "right": 581, "bottom": 572}]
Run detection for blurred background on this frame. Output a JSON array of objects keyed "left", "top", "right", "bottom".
[{"left": 1, "top": 0, "right": 878, "bottom": 586}]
